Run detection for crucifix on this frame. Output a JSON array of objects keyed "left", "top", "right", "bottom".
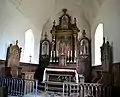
[
  {"left": 29, "top": 55, "right": 32, "bottom": 72},
  {"left": 29, "top": 55, "right": 32, "bottom": 63},
  {"left": 44, "top": 42, "right": 48, "bottom": 55}
]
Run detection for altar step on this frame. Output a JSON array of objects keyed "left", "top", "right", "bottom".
[
  {"left": 38, "top": 82, "right": 45, "bottom": 91},
  {"left": 38, "top": 82, "right": 63, "bottom": 93}
]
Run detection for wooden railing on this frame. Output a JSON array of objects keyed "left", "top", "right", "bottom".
[
  {"left": 0, "top": 76, "right": 38, "bottom": 96},
  {"left": 45, "top": 81, "right": 112, "bottom": 97}
]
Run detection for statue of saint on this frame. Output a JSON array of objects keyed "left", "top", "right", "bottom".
[
  {"left": 61, "top": 15, "right": 68, "bottom": 29},
  {"left": 7, "top": 40, "right": 21, "bottom": 67},
  {"left": 80, "top": 40, "right": 88, "bottom": 55}
]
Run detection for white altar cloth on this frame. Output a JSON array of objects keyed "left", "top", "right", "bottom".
[{"left": 43, "top": 67, "right": 79, "bottom": 83}]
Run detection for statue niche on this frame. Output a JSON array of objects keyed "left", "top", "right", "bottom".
[
  {"left": 78, "top": 30, "right": 91, "bottom": 82},
  {"left": 5, "top": 40, "right": 22, "bottom": 78},
  {"left": 39, "top": 32, "right": 51, "bottom": 64}
]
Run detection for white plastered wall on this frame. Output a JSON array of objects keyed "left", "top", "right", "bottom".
[
  {"left": 91, "top": 0, "right": 120, "bottom": 65},
  {"left": 42, "top": 0, "right": 91, "bottom": 41},
  {"left": 0, "top": 0, "right": 41, "bottom": 64}
]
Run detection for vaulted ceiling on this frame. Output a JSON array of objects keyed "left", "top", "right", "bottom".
[{"left": 9, "top": 0, "right": 105, "bottom": 32}]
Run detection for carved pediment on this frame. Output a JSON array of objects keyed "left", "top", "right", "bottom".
[
  {"left": 78, "top": 30, "right": 90, "bottom": 59},
  {"left": 51, "top": 9, "right": 80, "bottom": 33}
]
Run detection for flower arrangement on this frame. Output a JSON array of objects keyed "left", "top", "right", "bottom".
[{"left": 58, "top": 76, "right": 68, "bottom": 82}]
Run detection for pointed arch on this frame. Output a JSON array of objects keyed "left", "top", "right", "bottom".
[
  {"left": 24, "top": 29, "right": 34, "bottom": 62},
  {"left": 95, "top": 23, "right": 103, "bottom": 65}
]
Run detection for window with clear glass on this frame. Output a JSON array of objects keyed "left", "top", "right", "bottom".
[
  {"left": 24, "top": 29, "right": 34, "bottom": 62},
  {"left": 95, "top": 23, "right": 103, "bottom": 65}
]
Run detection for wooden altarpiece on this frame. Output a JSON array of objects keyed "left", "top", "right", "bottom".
[
  {"left": 41, "top": 9, "right": 82, "bottom": 83},
  {"left": 50, "top": 9, "right": 80, "bottom": 66},
  {"left": 5, "top": 40, "right": 22, "bottom": 78}
]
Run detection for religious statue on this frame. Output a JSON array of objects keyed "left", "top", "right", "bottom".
[
  {"left": 61, "top": 9, "right": 69, "bottom": 29},
  {"left": 60, "top": 40, "right": 66, "bottom": 54},
  {"left": 42, "top": 41, "right": 49, "bottom": 55},
  {"left": 61, "top": 15, "right": 69, "bottom": 29},
  {"left": 7, "top": 40, "right": 21, "bottom": 67},
  {"left": 5, "top": 40, "right": 22, "bottom": 78},
  {"left": 80, "top": 39, "right": 88, "bottom": 55}
]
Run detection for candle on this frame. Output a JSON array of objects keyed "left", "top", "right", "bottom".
[
  {"left": 75, "top": 50, "right": 76, "bottom": 57},
  {"left": 68, "top": 51, "right": 69, "bottom": 57},
  {"left": 56, "top": 50, "right": 58, "bottom": 57},
  {"left": 54, "top": 51, "right": 55, "bottom": 58},
  {"left": 51, "top": 51, "right": 52, "bottom": 57},
  {"left": 71, "top": 50, "right": 72, "bottom": 57}
]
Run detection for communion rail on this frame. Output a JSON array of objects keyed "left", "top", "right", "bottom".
[
  {"left": 0, "top": 76, "right": 38, "bottom": 96},
  {"left": 45, "top": 81, "right": 112, "bottom": 97}
]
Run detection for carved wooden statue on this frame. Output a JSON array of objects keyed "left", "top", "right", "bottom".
[
  {"left": 101, "top": 37, "right": 113, "bottom": 72},
  {"left": 5, "top": 40, "right": 22, "bottom": 78},
  {"left": 96, "top": 37, "right": 113, "bottom": 85}
]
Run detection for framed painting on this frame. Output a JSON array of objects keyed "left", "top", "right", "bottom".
[{"left": 56, "top": 34, "right": 73, "bottom": 56}]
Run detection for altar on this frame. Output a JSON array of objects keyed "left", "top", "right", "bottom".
[
  {"left": 39, "top": 9, "right": 91, "bottom": 83},
  {"left": 43, "top": 66, "right": 80, "bottom": 83}
]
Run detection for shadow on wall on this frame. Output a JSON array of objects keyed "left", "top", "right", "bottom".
[{"left": 34, "top": 58, "right": 49, "bottom": 84}]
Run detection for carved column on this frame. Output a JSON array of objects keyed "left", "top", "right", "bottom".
[
  {"left": 51, "top": 20, "right": 56, "bottom": 62},
  {"left": 73, "top": 18, "right": 79, "bottom": 65},
  {"left": 74, "top": 33, "right": 78, "bottom": 64}
]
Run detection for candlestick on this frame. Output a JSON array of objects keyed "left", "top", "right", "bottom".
[
  {"left": 75, "top": 50, "right": 76, "bottom": 58},
  {"left": 53, "top": 51, "right": 55, "bottom": 62},
  {"left": 51, "top": 51, "right": 52, "bottom": 57},
  {"left": 29, "top": 55, "right": 32, "bottom": 72},
  {"left": 70, "top": 50, "right": 72, "bottom": 63},
  {"left": 67, "top": 51, "right": 69, "bottom": 63},
  {"left": 54, "top": 51, "right": 55, "bottom": 58},
  {"left": 68, "top": 51, "right": 69, "bottom": 57},
  {"left": 50, "top": 51, "right": 52, "bottom": 62},
  {"left": 71, "top": 50, "right": 72, "bottom": 58},
  {"left": 56, "top": 58, "right": 58, "bottom": 62},
  {"left": 56, "top": 50, "right": 58, "bottom": 57}
]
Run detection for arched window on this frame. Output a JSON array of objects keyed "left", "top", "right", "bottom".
[
  {"left": 95, "top": 23, "right": 103, "bottom": 65},
  {"left": 24, "top": 29, "right": 34, "bottom": 63}
]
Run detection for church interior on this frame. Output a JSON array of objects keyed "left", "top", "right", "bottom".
[{"left": 0, "top": 0, "right": 120, "bottom": 97}]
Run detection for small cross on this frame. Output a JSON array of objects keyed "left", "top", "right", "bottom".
[
  {"left": 53, "top": 20, "right": 56, "bottom": 26},
  {"left": 44, "top": 32, "right": 47, "bottom": 39},
  {"left": 62, "top": 9, "right": 67, "bottom": 14},
  {"left": 16, "top": 40, "right": 18, "bottom": 45},
  {"left": 74, "top": 18, "right": 76, "bottom": 24},
  {"left": 29, "top": 55, "right": 32, "bottom": 63},
  {"left": 82, "top": 29, "right": 86, "bottom": 37}
]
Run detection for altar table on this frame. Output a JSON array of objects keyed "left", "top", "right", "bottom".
[{"left": 43, "top": 66, "right": 79, "bottom": 83}]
